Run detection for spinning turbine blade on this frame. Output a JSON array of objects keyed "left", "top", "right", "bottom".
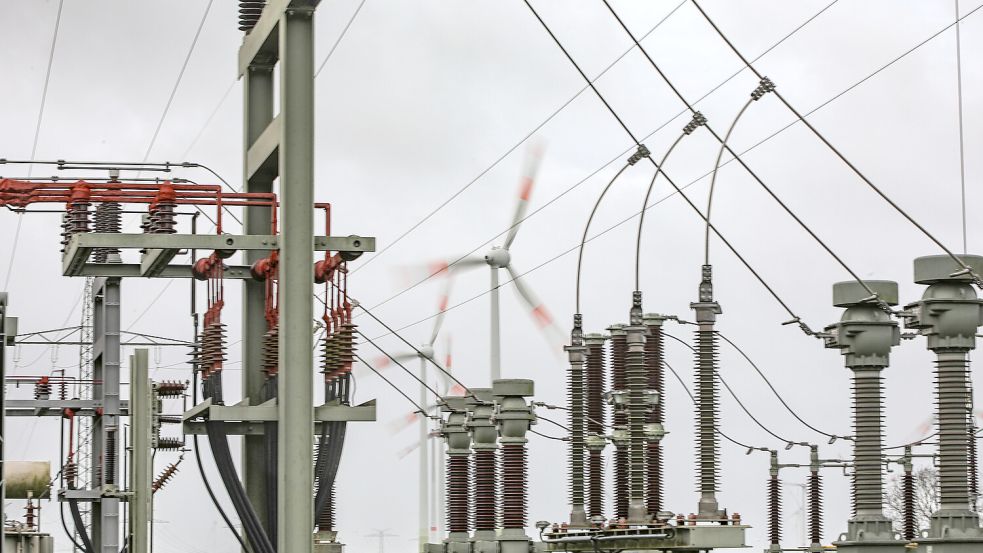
[
  {"left": 504, "top": 143, "right": 544, "bottom": 250},
  {"left": 430, "top": 275, "right": 456, "bottom": 346},
  {"left": 505, "top": 264, "right": 564, "bottom": 352}
]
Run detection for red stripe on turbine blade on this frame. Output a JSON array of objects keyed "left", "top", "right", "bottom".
[
  {"left": 445, "top": 354, "right": 452, "bottom": 369},
  {"left": 449, "top": 384, "right": 466, "bottom": 397},
  {"left": 518, "top": 176, "right": 534, "bottom": 201},
  {"left": 428, "top": 261, "right": 450, "bottom": 276},
  {"left": 438, "top": 296, "right": 449, "bottom": 311},
  {"left": 531, "top": 304, "right": 553, "bottom": 327},
  {"left": 375, "top": 356, "right": 392, "bottom": 368}
]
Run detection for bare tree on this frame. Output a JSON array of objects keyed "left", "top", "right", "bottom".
[{"left": 885, "top": 467, "right": 939, "bottom": 534}]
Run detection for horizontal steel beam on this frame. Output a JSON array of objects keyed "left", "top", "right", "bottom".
[
  {"left": 237, "top": 0, "right": 321, "bottom": 76},
  {"left": 67, "top": 263, "right": 252, "bottom": 279},
  {"left": 182, "top": 418, "right": 368, "bottom": 436},
  {"left": 140, "top": 248, "right": 180, "bottom": 277},
  {"left": 5, "top": 399, "right": 129, "bottom": 416},
  {"left": 183, "top": 398, "right": 375, "bottom": 424}
]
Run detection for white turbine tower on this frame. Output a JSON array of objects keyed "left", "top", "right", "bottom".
[{"left": 373, "top": 279, "right": 459, "bottom": 549}]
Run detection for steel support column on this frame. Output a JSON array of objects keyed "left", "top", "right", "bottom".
[
  {"left": 129, "top": 349, "right": 151, "bottom": 553},
  {"left": 277, "top": 6, "right": 316, "bottom": 553},
  {"left": 92, "top": 277, "right": 121, "bottom": 553},
  {"left": 242, "top": 38, "right": 276, "bottom": 540}
]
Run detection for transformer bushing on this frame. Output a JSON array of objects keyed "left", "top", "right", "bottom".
[
  {"left": 625, "top": 291, "right": 649, "bottom": 523},
  {"left": 584, "top": 332, "right": 608, "bottom": 521},
  {"left": 468, "top": 389, "right": 499, "bottom": 553},
  {"left": 643, "top": 313, "right": 668, "bottom": 519},
  {"left": 564, "top": 314, "right": 588, "bottom": 527},
  {"left": 767, "top": 451, "right": 783, "bottom": 553},
  {"left": 825, "top": 280, "right": 903, "bottom": 553},
  {"left": 903, "top": 255, "right": 983, "bottom": 552},
  {"left": 808, "top": 446, "right": 824, "bottom": 553},
  {"left": 690, "top": 265, "right": 724, "bottom": 519},
  {"left": 493, "top": 379, "right": 535, "bottom": 553},
  {"left": 606, "top": 323, "right": 629, "bottom": 520},
  {"left": 442, "top": 396, "right": 472, "bottom": 553}
]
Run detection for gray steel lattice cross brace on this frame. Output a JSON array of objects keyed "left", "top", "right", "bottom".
[
  {"left": 129, "top": 349, "right": 151, "bottom": 553},
  {"left": 242, "top": 27, "right": 276, "bottom": 539},
  {"left": 825, "top": 280, "right": 902, "bottom": 550},
  {"left": 92, "top": 277, "right": 121, "bottom": 553},
  {"left": 903, "top": 255, "right": 983, "bottom": 552}
]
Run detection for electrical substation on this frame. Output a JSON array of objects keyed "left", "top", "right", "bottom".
[{"left": 2, "top": 1, "right": 982, "bottom": 553}]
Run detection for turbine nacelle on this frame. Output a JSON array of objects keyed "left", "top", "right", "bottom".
[{"left": 484, "top": 247, "right": 511, "bottom": 269}]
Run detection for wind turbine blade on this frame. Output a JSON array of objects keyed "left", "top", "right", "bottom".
[
  {"left": 506, "top": 264, "right": 565, "bottom": 353},
  {"left": 430, "top": 274, "right": 456, "bottom": 346},
  {"left": 396, "top": 441, "right": 420, "bottom": 460},
  {"left": 388, "top": 411, "right": 422, "bottom": 434},
  {"left": 503, "top": 143, "right": 544, "bottom": 250}
]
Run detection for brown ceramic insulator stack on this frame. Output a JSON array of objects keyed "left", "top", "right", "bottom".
[
  {"left": 152, "top": 460, "right": 181, "bottom": 493},
  {"left": 335, "top": 323, "right": 356, "bottom": 374},
  {"left": 155, "top": 437, "right": 185, "bottom": 451},
  {"left": 156, "top": 381, "right": 188, "bottom": 398},
  {"left": 201, "top": 321, "right": 228, "bottom": 378},
  {"left": 105, "top": 430, "right": 117, "bottom": 485},
  {"left": 645, "top": 321, "right": 665, "bottom": 517},
  {"left": 150, "top": 201, "right": 176, "bottom": 234},
  {"left": 446, "top": 454, "right": 472, "bottom": 534},
  {"left": 971, "top": 421, "right": 980, "bottom": 505},
  {"left": 239, "top": 1, "right": 266, "bottom": 32},
  {"left": 694, "top": 328, "right": 720, "bottom": 504},
  {"left": 34, "top": 379, "right": 52, "bottom": 400},
  {"left": 585, "top": 337, "right": 606, "bottom": 519},
  {"left": 69, "top": 199, "right": 91, "bottom": 235},
  {"left": 608, "top": 326, "right": 628, "bottom": 519},
  {"left": 474, "top": 449, "right": 497, "bottom": 532},
  {"left": 318, "top": 483, "right": 335, "bottom": 531},
  {"left": 64, "top": 460, "right": 77, "bottom": 489},
  {"left": 808, "top": 469, "right": 823, "bottom": 546},
  {"left": 262, "top": 325, "right": 279, "bottom": 377},
  {"left": 768, "top": 473, "right": 781, "bottom": 546},
  {"left": 92, "top": 201, "right": 121, "bottom": 262},
  {"left": 902, "top": 464, "right": 915, "bottom": 541},
  {"left": 501, "top": 443, "right": 527, "bottom": 530}
]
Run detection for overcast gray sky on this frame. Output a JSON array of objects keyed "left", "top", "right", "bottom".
[{"left": 2, "top": 0, "right": 982, "bottom": 551}]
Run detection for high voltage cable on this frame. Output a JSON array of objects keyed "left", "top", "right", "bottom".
[
  {"left": 955, "top": 0, "right": 968, "bottom": 253},
  {"left": 3, "top": 0, "right": 65, "bottom": 291},
  {"left": 140, "top": 0, "right": 213, "bottom": 164},
  {"left": 689, "top": 0, "right": 983, "bottom": 284},
  {"left": 371, "top": 15, "right": 977, "bottom": 340},
  {"left": 359, "top": 0, "right": 840, "bottom": 316},
  {"left": 314, "top": 0, "right": 368, "bottom": 78},
  {"left": 597, "top": 0, "right": 887, "bottom": 308},
  {"left": 350, "top": 1, "right": 688, "bottom": 275}
]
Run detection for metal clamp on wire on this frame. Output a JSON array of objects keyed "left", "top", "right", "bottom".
[
  {"left": 751, "top": 76, "right": 776, "bottom": 101},
  {"left": 682, "top": 111, "right": 708, "bottom": 135},
  {"left": 626, "top": 144, "right": 651, "bottom": 165}
]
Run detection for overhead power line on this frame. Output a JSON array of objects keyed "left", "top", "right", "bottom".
[
  {"left": 3, "top": 0, "right": 65, "bottom": 290},
  {"left": 358, "top": 0, "right": 840, "bottom": 315},
  {"left": 368, "top": 17, "right": 980, "bottom": 340},
  {"left": 688, "top": 0, "right": 983, "bottom": 284}
]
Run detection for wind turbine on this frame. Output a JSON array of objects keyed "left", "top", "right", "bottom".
[
  {"left": 364, "top": 529, "right": 398, "bottom": 553},
  {"left": 372, "top": 279, "right": 458, "bottom": 549},
  {"left": 429, "top": 143, "right": 563, "bottom": 383}
]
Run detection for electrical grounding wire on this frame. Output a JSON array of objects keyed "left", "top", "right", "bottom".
[
  {"left": 3, "top": 0, "right": 65, "bottom": 290},
  {"left": 688, "top": 0, "right": 983, "bottom": 285},
  {"left": 351, "top": 1, "right": 687, "bottom": 276},
  {"left": 140, "top": 0, "right": 213, "bottom": 165},
  {"left": 536, "top": 413, "right": 573, "bottom": 433},
  {"left": 355, "top": 302, "right": 475, "bottom": 398},
  {"left": 354, "top": 353, "right": 430, "bottom": 415},
  {"left": 883, "top": 432, "right": 940, "bottom": 451},
  {"left": 662, "top": 358, "right": 762, "bottom": 451},
  {"left": 531, "top": 429, "right": 568, "bottom": 442},
  {"left": 599, "top": 0, "right": 890, "bottom": 310},
  {"left": 355, "top": 330, "right": 447, "bottom": 403},
  {"left": 576, "top": 162, "right": 633, "bottom": 312},
  {"left": 357, "top": 0, "right": 841, "bottom": 313},
  {"left": 715, "top": 330, "right": 850, "bottom": 442},
  {"left": 533, "top": 402, "right": 613, "bottom": 430},
  {"left": 634, "top": 132, "right": 686, "bottom": 291},
  {"left": 525, "top": 0, "right": 811, "bottom": 330},
  {"left": 664, "top": 331, "right": 809, "bottom": 448},
  {"left": 955, "top": 0, "right": 968, "bottom": 253}
]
